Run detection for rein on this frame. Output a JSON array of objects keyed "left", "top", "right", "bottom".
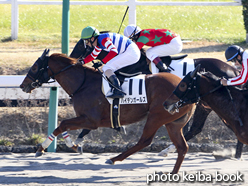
[{"left": 49, "top": 63, "right": 86, "bottom": 97}]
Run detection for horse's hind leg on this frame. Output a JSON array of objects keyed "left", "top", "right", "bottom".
[
  {"left": 106, "top": 116, "right": 160, "bottom": 164},
  {"left": 165, "top": 122, "right": 188, "bottom": 174}
]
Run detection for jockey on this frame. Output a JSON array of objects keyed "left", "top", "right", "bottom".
[
  {"left": 124, "top": 24, "right": 183, "bottom": 72},
  {"left": 221, "top": 45, "right": 248, "bottom": 86},
  {"left": 80, "top": 26, "right": 141, "bottom": 99}
]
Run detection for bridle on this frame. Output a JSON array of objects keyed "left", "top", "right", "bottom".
[
  {"left": 174, "top": 73, "right": 223, "bottom": 110},
  {"left": 27, "top": 56, "right": 53, "bottom": 88},
  {"left": 27, "top": 51, "right": 86, "bottom": 97}
]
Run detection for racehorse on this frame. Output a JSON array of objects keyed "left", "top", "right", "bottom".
[
  {"left": 20, "top": 49, "right": 195, "bottom": 174},
  {"left": 70, "top": 39, "right": 244, "bottom": 158},
  {"left": 164, "top": 66, "right": 248, "bottom": 148}
]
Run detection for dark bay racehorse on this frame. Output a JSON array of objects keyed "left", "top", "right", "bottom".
[
  {"left": 164, "top": 66, "right": 248, "bottom": 148},
  {"left": 70, "top": 39, "right": 243, "bottom": 158},
  {"left": 20, "top": 49, "right": 195, "bottom": 174}
]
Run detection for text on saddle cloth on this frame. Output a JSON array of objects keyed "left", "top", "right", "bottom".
[
  {"left": 102, "top": 74, "right": 147, "bottom": 105},
  {"left": 150, "top": 57, "right": 195, "bottom": 78}
]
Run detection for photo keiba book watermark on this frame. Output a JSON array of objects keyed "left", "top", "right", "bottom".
[{"left": 146, "top": 171, "right": 244, "bottom": 184}]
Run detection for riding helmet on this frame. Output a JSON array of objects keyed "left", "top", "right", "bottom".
[
  {"left": 225, "top": 45, "right": 243, "bottom": 62},
  {"left": 81, "top": 26, "right": 99, "bottom": 40},
  {"left": 124, "top": 24, "right": 141, "bottom": 38}
]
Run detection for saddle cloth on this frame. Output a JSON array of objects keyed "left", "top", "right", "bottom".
[
  {"left": 102, "top": 74, "right": 147, "bottom": 105},
  {"left": 150, "top": 57, "right": 195, "bottom": 78}
]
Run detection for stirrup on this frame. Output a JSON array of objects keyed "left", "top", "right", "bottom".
[
  {"left": 114, "top": 126, "right": 127, "bottom": 135},
  {"left": 106, "top": 91, "right": 125, "bottom": 99}
]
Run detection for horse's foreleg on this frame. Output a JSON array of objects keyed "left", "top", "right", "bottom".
[
  {"left": 36, "top": 115, "right": 96, "bottom": 157},
  {"left": 35, "top": 133, "right": 56, "bottom": 157},
  {"left": 235, "top": 140, "right": 243, "bottom": 159},
  {"left": 165, "top": 123, "right": 188, "bottom": 174},
  {"left": 106, "top": 117, "right": 159, "bottom": 164},
  {"left": 159, "top": 104, "right": 211, "bottom": 157},
  {"left": 184, "top": 103, "right": 211, "bottom": 141},
  {"left": 75, "top": 129, "right": 91, "bottom": 145}
]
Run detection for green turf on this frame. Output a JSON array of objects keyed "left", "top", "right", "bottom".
[{"left": 0, "top": 1, "right": 245, "bottom": 44}]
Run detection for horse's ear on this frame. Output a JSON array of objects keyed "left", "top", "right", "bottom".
[
  {"left": 190, "top": 64, "right": 201, "bottom": 78},
  {"left": 40, "top": 49, "right": 50, "bottom": 60}
]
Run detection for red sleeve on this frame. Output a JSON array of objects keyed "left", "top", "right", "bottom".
[
  {"left": 83, "top": 46, "right": 102, "bottom": 64},
  {"left": 136, "top": 42, "right": 144, "bottom": 50},
  {"left": 83, "top": 55, "right": 94, "bottom": 64},
  {"left": 102, "top": 51, "right": 118, "bottom": 63},
  {"left": 100, "top": 37, "right": 118, "bottom": 63}
]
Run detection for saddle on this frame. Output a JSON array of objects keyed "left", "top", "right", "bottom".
[
  {"left": 161, "top": 54, "right": 188, "bottom": 69},
  {"left": 102, "top": 74, "right": 147, "bottom": 130}
]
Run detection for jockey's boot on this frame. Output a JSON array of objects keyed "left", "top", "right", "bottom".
[
  {"left": 153, "top": 57, "right": 171, "bottom": 73},
  {"left": 106, "top": 75, "right": 125, "bottom": 99}
]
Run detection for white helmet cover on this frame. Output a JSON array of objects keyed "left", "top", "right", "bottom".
[{"left": 124, "top": 24, "right": 141, "bottom": 38}]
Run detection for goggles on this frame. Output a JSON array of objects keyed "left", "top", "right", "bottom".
[{"left": 84, "top": 39, "right": 90, "bottom": 45}]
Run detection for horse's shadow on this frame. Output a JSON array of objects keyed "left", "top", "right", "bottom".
[{"left": 0, "top": 156, "right": 166, "bottom": 184}]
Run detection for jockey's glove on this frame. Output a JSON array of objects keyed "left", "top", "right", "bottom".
[
  {"left": 78, "top": 57, "right": 85, "bottom": 65},
  {"left": 92, "top": 61, "right": 103, "bottom": 69}
]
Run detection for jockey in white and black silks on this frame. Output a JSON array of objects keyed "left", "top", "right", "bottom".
[
  {"left": 124, "top": 24, "right": 183, "bottom": 72},
  {"left": 221, "top": 45, "right": 248, "bottom": 86},
  {"left": 80, "top": 26, "right": 141, "bottom": 99}
]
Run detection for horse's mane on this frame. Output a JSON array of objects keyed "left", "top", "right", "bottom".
[
  {"left": 50, "top": 53, "right": 98, "bottom": 72},
  {"left": 100, "top": 31, "right": 110, "bottom": 34},
  {"left": 201, "top": 71, "right": 220, "bottom": 82},
  {"left": 201, "top": 71, "right": 245, "bottom": 92}
]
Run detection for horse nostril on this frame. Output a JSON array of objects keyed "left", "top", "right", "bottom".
[{"left": 20, "top": 84, "right": 24, "bottom": 89}]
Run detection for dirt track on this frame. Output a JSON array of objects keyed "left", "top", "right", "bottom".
[{"left": 0, "top": 152, "right": 247, "bottom": 186}]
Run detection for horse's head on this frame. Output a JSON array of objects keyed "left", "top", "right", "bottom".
[
  {"left": 70, "top": 39, "right": 92, "bottom": 59},
  {"left": 163, "top": 65, "right": 202, "bottom": 114},
  {"left": 20, "top": 49, "right": 52, "bottom": 93},
  {"left": 164, "top": 64, "right": 223, "bottom": 114}
]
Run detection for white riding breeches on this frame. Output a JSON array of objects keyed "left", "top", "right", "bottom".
[
  {"left": 146, "top": 35, "right": 183, "bottom": 61},
  {"left": 102, "top": 42, "right": 141, "bottom": 73}
]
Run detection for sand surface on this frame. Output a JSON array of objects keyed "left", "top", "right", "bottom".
[{"left": 0, "top": 152, "right": 247, "bottom": 186}]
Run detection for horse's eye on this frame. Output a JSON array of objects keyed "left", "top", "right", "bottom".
[{"left": 179, "top": 82, "right": 187, "bottom": 92}]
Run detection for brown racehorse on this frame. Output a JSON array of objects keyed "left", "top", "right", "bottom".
[
  {"left": 20, "top": 49, "right": 195, "bottom": 174},
  {"left": 164, "top": 66, "right": 248, "bottom": 147}
]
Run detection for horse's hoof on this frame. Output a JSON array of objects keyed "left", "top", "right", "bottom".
[
  {"left": 77, "top": 146, "right": 83, "bottom": 154},
  {"left": 158, "top": 151, "right": 168, "bottom": 157},
  {"left": 35, "top": 151, "right": 44, "bottom": 157},
  {"left": 74, "top": 138, "right": 84, "bottom": 145},
  {"left": 158, "top": 144, "right": 176, "bottom": 157},
  {"left": 105, "top": 159, "right": 114, "bottom": 165}
]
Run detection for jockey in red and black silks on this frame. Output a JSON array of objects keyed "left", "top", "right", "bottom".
[
  {"left": 221, "top": 45, "right": 248, "bottom": 86},
  {"left": 124, "top": 24, "right": 183, "bottom": 72}
]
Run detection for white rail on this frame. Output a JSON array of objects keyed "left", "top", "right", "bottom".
[
  {"left": 0, "top": 0, "right": 242, "bottom": 40},
  {"left": 0, "top": 75, "right": 69, "bottom": 99}
]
